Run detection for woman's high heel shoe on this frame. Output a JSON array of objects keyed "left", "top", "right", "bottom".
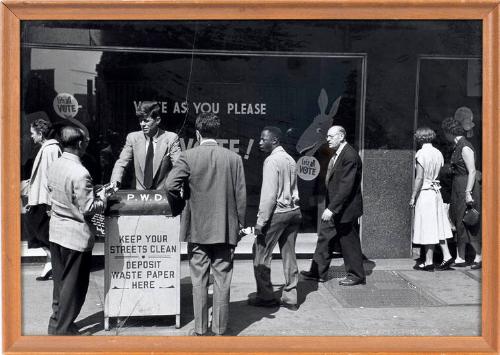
[
  {"left": 36, "top": 269, "right": 52, "bottom": 281},
  {"left": 413, "top": 263, "right": 435, "bottom": 272}
]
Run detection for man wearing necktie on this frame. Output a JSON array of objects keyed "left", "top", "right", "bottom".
[
  {"left": 110, "top": 101, "right": 181, "bottom": 190},
  {"left": 301, "top": 125, "right": 365, "bottom": 286}
]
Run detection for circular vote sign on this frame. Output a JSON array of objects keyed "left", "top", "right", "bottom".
[
  {"left": 297, "top": 156, "right": 320, "bottom": 181},
  {"left": 53, "top": 93, "right": 79, "bottom": 119}
]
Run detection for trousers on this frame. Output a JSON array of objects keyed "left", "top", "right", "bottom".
[
  {"left": 312, "top": 220, "right": 365, "bottom": 281},
  {"left": 188, "top": 243, "right": 234, "bottom": 335},
  {"left": 48, "top": 242, "right": 92, "bottom": 335},
  {"left": 253, "top": 209, "right": 302, "bottom": 304}
]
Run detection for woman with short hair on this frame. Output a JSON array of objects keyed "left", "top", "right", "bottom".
[
  {"left": 23, "top": 118, "right": 62, "bottom": 280},
  {"left": 410, "top": 127, "right": 453, "bottom": 271}
]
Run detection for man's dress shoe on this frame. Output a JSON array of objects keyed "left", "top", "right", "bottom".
[
  {"left": 187, "top": 328, "right": 210, "bottom": 336},
  {"left": 300, "top": 270, "right": 326, "bottom": 283},
  {"left": 280, "top": 300, "right": 298, "bottom": 311},
  {"left": 338, "top": 277, "right": 366, "bottom": 286}
]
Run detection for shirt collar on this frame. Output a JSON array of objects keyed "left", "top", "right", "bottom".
[
  {"left": 62, "top": 151, "right": 81, "bottom": 163},
  {"left": 270, "top": 146, "right": 285, "bottom": 155},
  {"left": 454, "top": 136, "right": 464, "bottom": 145},
  {"left": 334, "top": 141, "right": 347, "bottom": 156},
  {"left": 40, "top": 138, "right": 59, "bottom": 149},
  {"left": 145, "top": 129, "right": 160, "bottom": 143},
  {"left": 200, "top": 139, "right": 218, "bottom": 146},
  {"left": 422, "top": 143, "right": 433, "bottom": 148}
]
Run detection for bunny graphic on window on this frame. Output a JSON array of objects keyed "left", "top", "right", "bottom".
[{"left": 296, "top": 89, "right": 341, "bottom": 156}]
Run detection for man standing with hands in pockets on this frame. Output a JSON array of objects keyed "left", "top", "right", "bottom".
[
  {"left": 248, "top": 126, "right": 302, "bottom": 311},
  {"left": 301, "top": 125, "right": 366, "bottom": 286}
]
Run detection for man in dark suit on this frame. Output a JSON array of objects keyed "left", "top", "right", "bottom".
[
  {"left": 110, "top": 101, "right": 181, "bottom": 190},
  {"left": 301, "top": 125, "right": 366, "bottom": 286},
  {"left": 166, "top": 112, "right": 246, "bottom": 336}
]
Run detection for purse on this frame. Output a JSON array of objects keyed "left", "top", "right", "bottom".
[{"left": 463, "top": 205, "right": 480, "bottom": 227}]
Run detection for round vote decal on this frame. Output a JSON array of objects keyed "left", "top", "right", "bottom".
[
  {"left": 53, "top": 93, "right": 79, "bottom": 119},
  {"left": 297, "top": 156, "right": 320, "bottom": 181}
]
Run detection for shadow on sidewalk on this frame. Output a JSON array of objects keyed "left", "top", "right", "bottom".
[
  {"left": 228, "top": 292, "right": 281, "bottom": 335},
  {"left": 226, "top": 278, "right": 320, "bottom": 336},
  {"left": 76, "top": 277, "right": 194, "bottom": 334}
]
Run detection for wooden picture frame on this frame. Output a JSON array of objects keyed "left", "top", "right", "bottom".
[{"left": 2, "top": 0, "right": 499, "bottom": 353}]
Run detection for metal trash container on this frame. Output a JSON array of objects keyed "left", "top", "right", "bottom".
[{"left": 104, "top": 190, "right": 181, "bottom": 330}]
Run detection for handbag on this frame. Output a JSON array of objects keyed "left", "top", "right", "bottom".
[{"left": 463, "top": 205, "right": 480, "bottom": 227}]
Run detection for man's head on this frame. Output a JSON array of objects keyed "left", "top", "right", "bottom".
[
  {"left": 60, "top": 125, "right": 89, "bottom": 156},
  {"left": 326, "top": 125, "right": 346, "bottom": 151},
  {"left": 136, "top": 101, "right": 161, "bottom": 137},
  {"left": 195, "top": 112, "right": 220, "bottom": 141},
  {"left": 259, "top": 126, "right": 282, "bottom": 153}
]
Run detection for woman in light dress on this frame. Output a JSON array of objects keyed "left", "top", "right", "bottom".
[{"left": 409, "top": 127, "right": 453, "bottom": 271}]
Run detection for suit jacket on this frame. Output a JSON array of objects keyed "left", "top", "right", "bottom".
[
  {"left": 110, "top": 129, "right": 181, "bottom": 190},
  {"left": 166, "top": 141, "right": 246, "bottom": 246},
  {"left": 47, "top": 152, "right": 105, "bottom": 252},
  {"left": 325, "top": 143, "right": 363, "bottom": 223},
  {"left": 27, "top": 139, "right": 61, "bottom": 206}
]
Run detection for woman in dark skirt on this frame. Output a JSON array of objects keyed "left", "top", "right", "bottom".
[
  {"left": 441, "top": 117, "right": 482, "bottom": 269},
  {"left": 23, "top": 118, "right": 61, "bottom": 280}
]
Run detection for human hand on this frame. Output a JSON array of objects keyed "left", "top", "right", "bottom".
[
  {"left": 409, "top": 197, "right": 415, "bottom": 208},
  {"left": 321, "top": 208, "right": 334, "bottom": 222},
  {"left": 239, "top": 226, "right": 254, "bottom": 235},
  {"left": 254, "top": 225, "right": 264, "bottom": 236},
  {"left": 96, "top": 186, "right": 107, "bottom": 201},
  {"left": 465, "top": 191, "right": 474, "bottom": 205}
]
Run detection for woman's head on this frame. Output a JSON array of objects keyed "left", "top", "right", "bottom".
[
  {"left": 30, "top": 118, "right": 52, "bottom": 145},
  {"left": 414, "top": 127, "right": 436, "bottom": 145},
  {"left": 441, "top": 117, "right": 465, "bottom": 141}
]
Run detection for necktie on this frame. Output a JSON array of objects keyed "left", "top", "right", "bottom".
[
  {"left": 325, "top": 153, "right": 336, "bottom": 185},
  {"left": 144, "top": 138, "right": 154, "bottom": 189}
]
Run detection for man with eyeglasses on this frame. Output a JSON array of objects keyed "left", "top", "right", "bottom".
[
  {"left": 301, "top": 125, "right": 366, "bottom": 286},
  {"left": 110, "top": 101, "right": 181, "bottom": 190}
]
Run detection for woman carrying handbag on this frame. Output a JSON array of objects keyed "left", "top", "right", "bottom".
[{"left": 441, "top": 117, "right": 482, "bottom": 270}]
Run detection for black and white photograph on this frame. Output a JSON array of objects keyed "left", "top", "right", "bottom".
[{"left": 19, "top": 19, "right": 484, "bottom": 337}]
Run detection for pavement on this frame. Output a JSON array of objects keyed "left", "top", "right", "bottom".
[{"left": 21, "top": 250, "right": 482, "bottom": 337}]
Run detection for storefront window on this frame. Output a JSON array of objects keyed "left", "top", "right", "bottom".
[
  {"left": 21, "top": 20, "right": 482, "bottom": 257},
  {"left": 22, "top": 46, "right": 365, "bottom": 230}
]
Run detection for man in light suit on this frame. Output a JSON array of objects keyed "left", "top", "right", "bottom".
[
  {"left": 47, "top": 126, "right": 107, "bottom": 335},
  {"left": 166, "top": 112, "right": 246, "bottom": 336},
  {"left": 111, "top": 101, "right": 181, "bottom": 190},
  {"left": 301, "top": 125, "right": 366, "bottom": 286}
]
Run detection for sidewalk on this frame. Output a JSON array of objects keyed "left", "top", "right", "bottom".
[{"left": 21, "top": 257, "right": 482, "bottom": 337}]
